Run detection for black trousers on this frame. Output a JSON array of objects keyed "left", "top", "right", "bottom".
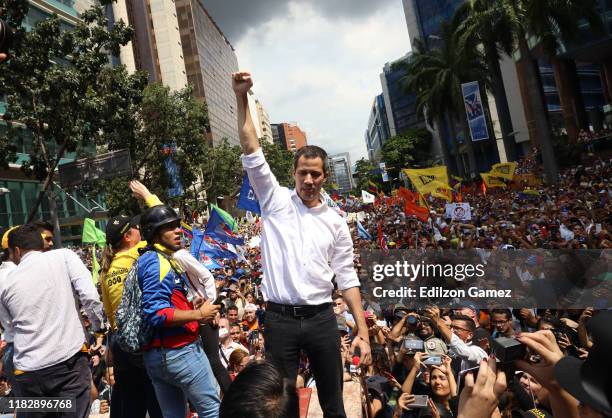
[
  {"left": 199, "top": 323, "right": 232, "bottom": 394},
  {"left": 14, "top": 352, "right": 90, "bottom": 418},
  {"left": 109, "top": 334, "right": 162, "bottom": 418},
  {"left": 263, "top": 305, "right": 346, "bottom": 418}
]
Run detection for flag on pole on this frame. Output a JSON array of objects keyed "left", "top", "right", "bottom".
[
  {"left": 481, "top": 173, "right": 507, "bottom": 188},
  {"left": 362, "top": 190, "right": 375, "bottom": 204},
  {"left": 180, "top": 221, "right": 193, "bottom": 239},
  {"left": 210, "top": 204, "right": 238, "bottom": 232},
  {"left": 205, "top": 206, "right": 244, "bottom": 245},
  {"left": 356, "top": 219, "right": 372, "bottom": 240},
  {"left": 404, "top": 200, "right": 430, "bottom": 222},
  {"left": 403, "top": 166, "right": 449, "bottom": 195},
  {"left": 490, "top": 162, "right": 517, "bottom": 181},
  {"left": 82, "top": 218, "right": 106, "bottom": 284},
  {"left": 82, "top": 218, "right": 106, "bottom": 246},
  {"left": 377, "top": 221, "right": 389, "bottom": 255},
  {"left": 237, "top": 173, "right": 261, "bottom": 215}
]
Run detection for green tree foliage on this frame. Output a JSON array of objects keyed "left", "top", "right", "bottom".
[
  {"left": 92, "top": 83, "right": 210, "bottom": 215},
  {"left": 199, "top": 138, "right": 243, "bottom": 208},
  {"left": 381, "top": 129, "right": 434, "bottom": 181},
  {"left": 0, "top": 0, "right": 146, "bottom": 220},
  {"left": 262, "top": 141, "right": 294, "bottom": 188},
  {"left": 353, "top": 158, "right": 380, "bottom": 193}
]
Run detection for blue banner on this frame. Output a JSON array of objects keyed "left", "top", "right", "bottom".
[
  {"left": 236, "top": 173, "right": 261, "bottom": 214},
  {"left": 205, "top": 207, "right": 245, "bottom": 246},
  {"left": 461, "top": 81, "right": 489, "bottom": 142},
  {"left": 162, "top": 144, "right": 184, "bottom": 197}
]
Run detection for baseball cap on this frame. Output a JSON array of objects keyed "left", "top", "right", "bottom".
[
  {"left": 554, "top": 311, "right": 612, "bottom": 416},
  {"left": 106, "top": 214, "right": 141, "bottom": 247},
  {"left": 1, "top": 226, "right": 19, "bottom": 250}
]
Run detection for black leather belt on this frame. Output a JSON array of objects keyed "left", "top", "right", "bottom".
[{"left": 266, "top": 302, "right": 332, "bottom": 318}]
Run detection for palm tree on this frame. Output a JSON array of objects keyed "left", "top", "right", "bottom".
[
  {"left": 400, "top": 15, "right": 490, "bottom": 178},
  {"left": 460, "top": 0, "right": 603, "bottom": 184},
  {"left": 511, "top": 0, "right": 603, "bottom": 184},
  {"left": 456, "top": 0, "right": 518, "bottom": 162}
]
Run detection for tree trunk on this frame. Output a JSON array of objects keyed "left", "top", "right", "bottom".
[
  {"left": 456, "top": 115, "right": 478, "bottom": 178},
  {"left": 485, "top": 44, "right": 517, "bottom": 161},
  {"left": 447, "top": 115, "right": 465, "bottom": 177},
  {"left": 425, "top": 108, "right": 452, "bottom": 169},
  {"left": 517, "top": 36, "right": 559, "bottom": 184},
  {"left": 26, "top": 142, "right": 69, "bottom": 223},
  {"left": 47, "top": 189, "right": 63, "bottom": 248},
  {"left": 550, "top": 55, "right": 588, "bottom": 142}
]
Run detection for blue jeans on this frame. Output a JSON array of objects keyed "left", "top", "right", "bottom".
[{"left": 143, "top": 342, "right": 220, "bottom": 418}]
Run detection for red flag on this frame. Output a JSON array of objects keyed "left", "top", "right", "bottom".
[
  {"left": 404, "top": 201, "right": 430, "bottom": 222},
  {"left": 377, "top": 221, "right": 389, "bottom": 255},
  {"left": 398, "top": 187, "right": 416, "bottom": 203}
]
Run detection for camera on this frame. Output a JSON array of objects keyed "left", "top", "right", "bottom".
[{"left": 0, "top": 18, "right": 14, "bottom": 54}]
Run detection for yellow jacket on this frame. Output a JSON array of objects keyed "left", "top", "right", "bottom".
[{"left": 100, "top": 195, "right": 162, "bottom": 330}]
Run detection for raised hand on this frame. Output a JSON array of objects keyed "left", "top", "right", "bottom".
[
  {"left": 232, "top": 72, "right": 253, "bottom": 95},
  {"left": 457, "top": 356, "right": 507, "bottom": 418},
  {"left": 129, "top": 180, "right": 153, "bottom": 201}
]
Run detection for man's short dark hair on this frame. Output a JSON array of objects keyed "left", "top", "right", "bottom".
[
  {"left": 33, "top": 220, "right": 53, "bottom": 233},
  {"left": 293, "top": 145, "right": 328, "bottom": 175},
  {"left": 452, "top": 314, "right": 476, "bottom": 333},
  {"left": 491, "top": 308, "right": 512, "bottom": 320},
  {"left": 8, "top": 224, "right": 44, "bottom": 252},
  {"left": 220, "top": 360, "right": 298, "bottom": 418},
  {"left": 230, "top": 322, "right": 241, "bottom": 329},
  {"left": 332, "top": 293, "right": 344, "bottom": 301},
  {"left": 227, "top": 306, "right": 239, "bottom": 313}
]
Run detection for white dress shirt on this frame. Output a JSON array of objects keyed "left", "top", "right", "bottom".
[
  {"left": 448, "top": 332, "right": 488, "bottom": 371},
  {"left": 173, "top": 249, "right": 217, "bottom": 300},
  {"left": 0, "top": 261, "right": 16, "bottom": 343},
  {"left": 242, "top": 149, "right": 360, "bottom": 305},
  {"left": 219, "top": 340, "right": 248, "bottom": 368},
  {"left": 0, "top": 249, "right": 104, "bottom": 371}
]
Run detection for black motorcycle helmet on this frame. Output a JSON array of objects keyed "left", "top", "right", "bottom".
[{"left": 140, "top": 205, "right": 181, "bottom": 242}]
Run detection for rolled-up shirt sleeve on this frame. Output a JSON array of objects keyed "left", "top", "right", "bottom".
[
  {"left": 173, "top": 249, "right": 216, "bottom": 300},
  {"left": 241, "top": 149, "right": 288, "bottom": 215},
  {"left": 331, "top": 221, "right": 360, "bottom": 290},
  {"left": 449, "top": 333, "right": 487, "bottom": 363},
  {"left": 64, "top": 249, "right": 105, "bottom": 330}
]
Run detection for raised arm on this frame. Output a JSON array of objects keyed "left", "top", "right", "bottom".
[{"left": 232, "top": 72, "right": 260, "bottom": 155}]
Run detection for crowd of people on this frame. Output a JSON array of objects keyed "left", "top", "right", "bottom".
[{"left": 0, "top": 71, "right": 610, "bottom": 418}]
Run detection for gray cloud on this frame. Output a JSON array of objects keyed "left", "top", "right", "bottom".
[{"left": 201, "top": 0, "right": 397, "bottom": 44}]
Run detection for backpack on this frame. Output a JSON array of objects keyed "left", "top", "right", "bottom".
[{"left": 115, "top": 261, "right": 153, "bottom": 353}]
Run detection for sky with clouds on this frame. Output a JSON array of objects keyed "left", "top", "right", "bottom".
[{"left": 203, "top": 0, "right": 411, "bottom": 164}]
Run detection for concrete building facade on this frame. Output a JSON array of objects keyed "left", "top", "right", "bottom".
[{"left": 111, "top": 0, "right": 240, "bottom": 145}]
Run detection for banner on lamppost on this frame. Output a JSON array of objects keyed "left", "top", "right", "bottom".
[
  {"left": 380, "top": 162, "right": 389, "bottom": 182},
  {"left": 461, "top": 81, "right": 489, "bottom": 142}
]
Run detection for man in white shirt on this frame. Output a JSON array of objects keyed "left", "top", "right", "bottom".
[
  {"left": 425, "top": 306, "right": 487, "bottom": 372},
  {"left": 0, "top": 228, "right": 17, "bottom": 392},
  {"left": 232, "top": 71, "right": 371, "bottom": 418},
  {"left": 0, "top": 224, "right": 105, "bottom": 418},
  {"left": 217, "top": 321, "right": 248, "bottom": 369}
]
